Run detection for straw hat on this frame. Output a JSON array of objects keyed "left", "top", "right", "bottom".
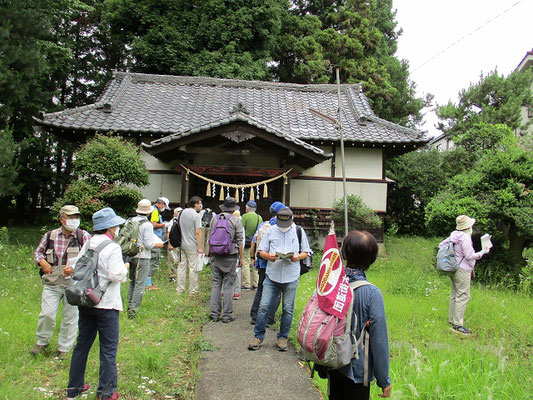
[{"left": 456, "top": 215, "right": 476, "bottom": 231}]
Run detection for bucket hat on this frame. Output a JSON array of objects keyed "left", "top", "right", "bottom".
[
  {"left": 276, "top": 207, "right": 293, "bottom": 228},
  {"left": 220, "top": 197, "right": 240, "bottom": 212},
  {"left": 93, "top": 208, "right": 125, "bottom": 231},
  {"left": 136, "top": 199, "right": 153, "bottom": 214},
  {"left": 456, "top": 215, "right": 476, "bottom": 231}
]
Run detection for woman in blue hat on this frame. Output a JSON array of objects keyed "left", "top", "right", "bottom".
[{"left": 67, "top": 208, "right": 126, "bottom": 400}]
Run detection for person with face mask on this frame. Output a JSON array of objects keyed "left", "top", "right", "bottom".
[
  {"left": 439, "top": 215, "right": 490, "bottom": 335},
  {"left": 66, "top": 207, "right": 127, "bottom": 400},
  {"left": 31, "top": 205, "right": 91, "bottom": 359},
  {"left": 248, "top": 207, "right": 311, "bottom": 352},
  {"left": 146, "top": 197, "right": 170, "bottom": 290}
]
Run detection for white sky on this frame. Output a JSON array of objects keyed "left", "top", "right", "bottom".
[{"left": 393, "top": 0, "right": 533, "bottom": 136}]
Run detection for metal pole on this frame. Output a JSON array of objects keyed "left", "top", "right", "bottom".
[{"left": 336, "top": 68, "right": 349, "bottom": 238}]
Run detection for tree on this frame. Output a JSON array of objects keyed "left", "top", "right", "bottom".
[
  {"left": 105, "top": 0, "right": 285, "bottom": 80},
  {"left": 0, "top": 129, "right": 19, "bottom": 198},
  {"left": 53, "top": 135, "right": 149, "bottom": 228},
  {"left": 273, "top": 0, "right": 428, "bottom": 126},
  {"left": 436, "top": 70, "right": 533, "bottom": 138},
  {"left": 425, "top": 130, "right": 532, "bottom": 274},
  {"left": 332, "top": 194, "right": 382, "bottom": 236}
]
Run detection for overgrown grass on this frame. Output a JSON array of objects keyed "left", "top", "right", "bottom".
[
  {"left": 0, "top": 228, "right": 531, "bottom": 399},
  {"left": 292, "top": 236, "right": 533, "bottom": 399},
  {"left": 0, "top": 227, "right": 210, "bottom": 400}
]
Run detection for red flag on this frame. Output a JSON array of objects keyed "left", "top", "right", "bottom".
[{"left": 316, "top": 224, "right": 353, "bottom": 319}]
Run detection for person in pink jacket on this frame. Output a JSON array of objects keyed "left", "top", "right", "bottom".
[{"left": 439, "top": 215, "right": 490, "bottom": 335}]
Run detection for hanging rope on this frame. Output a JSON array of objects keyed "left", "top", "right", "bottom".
[{"left": 180, "top": 164, "right": 292, "bottom": 198}]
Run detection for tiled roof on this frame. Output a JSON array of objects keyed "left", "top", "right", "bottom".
[{"left": 35, "top": 71, "right": 428, "bottom": 145}]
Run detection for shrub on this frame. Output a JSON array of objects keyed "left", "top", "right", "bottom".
[{"left": 332, "top": 194, "right": 381, "bottom": 234}]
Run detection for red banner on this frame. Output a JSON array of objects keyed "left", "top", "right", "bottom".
[{"left": 316, "top": 229, "right": 352, "bottom": 319}]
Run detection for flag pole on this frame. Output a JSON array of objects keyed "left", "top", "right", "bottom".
[{"left": 336, "top": 68, "right": 349, "bottom": 238}]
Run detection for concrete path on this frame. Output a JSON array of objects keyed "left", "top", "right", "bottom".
[{"left": 194, "top": 289, "right": 324, "bottom": 400}]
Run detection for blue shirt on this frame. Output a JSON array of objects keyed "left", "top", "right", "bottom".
[
  {"left": 257, "top": 224, "right": 311, "bottom": 283},
  {"left": 151, "top": 205, "right": 163, "bottom": 239}
]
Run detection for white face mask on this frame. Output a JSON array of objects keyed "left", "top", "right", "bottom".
[
  {"left": 278, "top": 226, "right": 291, "bottom": 233},
  {"left": 64, "top": 218, "right": 80, "bottom": 231},
  {"left": 114, "top": 227, "right": 120, "bottom": 238}
]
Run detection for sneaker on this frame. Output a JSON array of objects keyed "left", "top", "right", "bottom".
[
  {"left": 241, "top": 286, "right": 251, "bottom": 291},
  {"left": 222, "top": 315, "right": 236, "bottom": 323},
  {"left": 248, "top": 337, "right": 263, "bottom": 351},
  {"left": 127, "top": 310, "right": 137, "bottom": 320},
  {"left": 252, "top": 286, "right": 258, "bottom": 290},
  {"left": 30, "top": 343, "right": 48, "bottom": 356},
  {"left": 233, "top": 294, "right": 241, "bottom": 300},
  {"left": 168, "top": 277, "right": 176, "bottom": 283},
  {"left": 57, "top": 351, "right": 69, "bottom": 360},
  {"left": 146, "top": 285, "right": 160, "bottom": 291},
  {"left": 67, "top": 384, "right": 90, "bottom": 399},
  {"left": 97, "top": 392, "right": 119, "bottom": 400},
  {"left": 451, "top": 325, "right": 472, "bottom": 335},
  {"left": 209, "top": 315, "right": 220, "bottom": 322},
  {"left": 277, "top": 337, "right": 289, "bottom": 352}
]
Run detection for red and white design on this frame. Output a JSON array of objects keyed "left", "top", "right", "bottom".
[{"left": 316, "top": 226, "right": 352, "bottom": 319}]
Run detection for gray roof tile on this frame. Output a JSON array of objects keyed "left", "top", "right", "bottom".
[{"left": 36, "top": 71, "right": 428, "bottom": 145}]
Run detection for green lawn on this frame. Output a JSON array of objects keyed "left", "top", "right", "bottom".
[{"left": 0, "top": 228, "right": 531, "bottom": 399}]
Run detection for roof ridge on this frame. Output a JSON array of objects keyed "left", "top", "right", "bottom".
[
  {"left": 112, "top": 70, "right": 361, "bottom": 93},
  {"left": 365, "top": 114, "right": 427, "bottom": 140}
]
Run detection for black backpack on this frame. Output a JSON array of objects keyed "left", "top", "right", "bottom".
[
  {"left": 296, "top": 225, "right": 313, "bottom": 275},
  {"left": 65, "top": 240, "right": 113, "bottom": 307},
  {"left": 168, "top": 212, "right": 183, "bottom": 247},
  {"left": 201, "top": 209, "right": 214, "bottom": 228}
]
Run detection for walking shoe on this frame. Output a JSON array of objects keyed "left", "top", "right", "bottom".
[
  {"left": 146, "top": 284, "right": 160, "bottom": 291},
  {"left": 248, "top": 337, "right": 263, "bottom": 351},
  {"left": 97, "top": 392, "right": 119, "bottom": 400},
  {"left": 241, "top": 286, "right": 251, "bottom": 291},
  {"left": 168, "top": 277, "right": 176, "bottom": 282},
  {"left": 252, "top": 286, "right": 258, "bottom": 290},
  {"left": 222, "top": 315, "right": 236, "bottom": 323},
  {"left": 277, "top": 337, "right": 289, "bottom": 352},
  {"left": 451, "top": 325, "right": 472, "bottom": 335},
  {"left": 209, "top": 314, "right": 220, "bottom": 322},
  {"left": 67, "top": 384, "right": 90, "bottom": 399},
  {"left": 30, "top": 343, "right": 48, "bottom": 356},
  {"left": 57, "top": 351, "right": 69, "bottom": 360},
  {"left": 250, "top": 319, "right": 256, "bottom": 325},
  {"left": 127, "top": 310, "right": 137, "bottom": 320},
  {"left": 233, "top": 294, "right": 241, "bottom": 300}
]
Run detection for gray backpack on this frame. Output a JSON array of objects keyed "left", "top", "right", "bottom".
[
  {"left": 65, "top": 240, "right": 113, "bottom": 307},
  {"left": 436, "top": 239, "right": 461, "bottom": 273}
]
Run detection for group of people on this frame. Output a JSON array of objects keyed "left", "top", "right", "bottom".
[{"left": 29, "top": 192, "right": 488, "bottom": 400}]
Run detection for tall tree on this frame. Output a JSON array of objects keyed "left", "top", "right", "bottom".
[
  {"left": 105, "top": 0, "right": 286, "bottom": 80},
  {"left": 273, "top": 0, "right": 428, "bottom": 126}
]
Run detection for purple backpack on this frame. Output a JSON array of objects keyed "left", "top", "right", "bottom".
[{"left": 209, "top": 214, "right": 234, "bottom": 255}]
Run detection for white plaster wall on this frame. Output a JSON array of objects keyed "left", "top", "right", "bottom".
[
  {"left": 290, "top": 180, "right": 387, "bottom": 211},
  {"left": 337, "top": 147, "right": 382, "bottom": 179},
  {"left": 140, "top": 173, "right": 181, "bottom": 204}
]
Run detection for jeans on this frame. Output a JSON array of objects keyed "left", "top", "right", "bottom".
[
  {"left": 127, "top": 258, "right": 150, "bottom": 314},
  {"left": 250, "top": 268, "right": 279, "bottom": 324},
  {"left": 67, "top": 308, "right": 119, "bottom": 400},
  {"left": 36, "top": 284, "right": 78, "bottom": 352},
  {"left": 254, "top": 276, "right": 298, "bottom": 340}
]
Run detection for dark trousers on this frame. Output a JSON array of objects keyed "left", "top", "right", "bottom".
[
  {"left": 327, "top": 369, "right": 370, "bottom": 400},
  {"left": 250, "top": 268, "right": 280, "bottom": 324},
  {"left": 67, "top": 307, "right": 119, "bottom": 399}
]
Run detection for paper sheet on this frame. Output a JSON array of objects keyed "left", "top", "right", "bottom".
[{"left": 481, "top": 233, "right": 493, "bottom": 249}]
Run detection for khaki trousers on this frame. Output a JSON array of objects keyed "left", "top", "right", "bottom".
[
  {"left": 448, "top": 267, "right": 471, "bottom": 326},
  {"left": 177, "top": 249, "right": 199, "bottom": 294}
]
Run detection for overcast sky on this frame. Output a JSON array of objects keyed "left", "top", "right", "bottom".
[{"left": 393, "top": 0, "right": 533, "bottom": 136}]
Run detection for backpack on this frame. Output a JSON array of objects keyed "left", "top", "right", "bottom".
[
  {"left": 201, "top": 209, "right": 214, "bottom": 228},
  {"left": 65, "top": 239, "right": 113, "bottom": 307},
  {"left": 114, "top": 217, "right": 150, "bottom": 257},
  {"left": 209, "top": 214, "right": 234, "bottom": 255},
  {"left": 297, "top": 281, "right": 373, "bottom": 379},
  {"left": 168, "top": 212, "right": 183, "bottom": 248},
  {"left": 296, "top": 225, "right": 313, "bottom": 275},
  {"left": 436, "top": 239, "right": 461, "bottom": 273}
]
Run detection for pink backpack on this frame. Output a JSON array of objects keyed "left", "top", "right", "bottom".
[{"left": 297, "top": 281, "right": 373, "bottom": 382}]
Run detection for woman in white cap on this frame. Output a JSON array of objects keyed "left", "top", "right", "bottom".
[
  {"left": 67, "top": 207, "right": 126, "bottom": 400},
  {"left": 439, "top": 215, "right": 490, "bottom": 335}
]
